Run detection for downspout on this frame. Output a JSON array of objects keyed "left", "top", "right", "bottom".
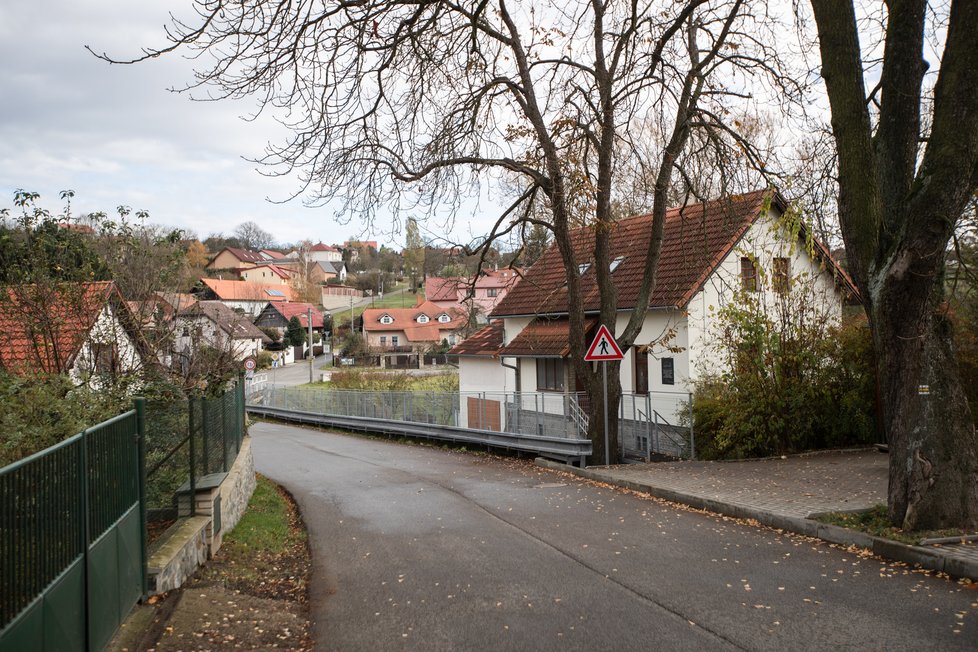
[{"left": 500, "top": 357, "right": 520, "bottom": 393}]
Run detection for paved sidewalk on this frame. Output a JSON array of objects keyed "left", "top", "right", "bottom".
[{"left": 537, "top": 450, "right": 978, "bottom": 581}]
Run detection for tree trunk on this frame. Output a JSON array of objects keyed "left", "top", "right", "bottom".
[{"left": 872, "top": 274, "right": 978, "bottom": 530}]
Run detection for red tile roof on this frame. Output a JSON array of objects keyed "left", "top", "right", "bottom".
[
  {"left": 492, "top": 190, "right": 855, "bottom": 317},
  {"left": 260, "top": 249, "right": 287, "bottom": 260},
  {"left": 310, "top": 242, "right": 339, "bottom": 252},
  {"left": 362, "top": 301, "right": 466, "bottom": 343},
  {"left": 222, "top": 247, "right": 267, "bottom": 264},
  {"left": 496, "top": 318, "right": 597, "bottom": 358},
  {"left": 425, "top": 276, "right": 465, "bottom": 302},
  {"left": 179, "top": 301, "right": 272, "bottom": 342},
  {"left": 246, "top": 263, "right": 294, "bottom": 279},
  {"left": 200, "top": 278, "right": 295, "bottom": 302},
  {"left": 0, "top": 282, "right": 124, "bottom": 374},
  {"left": 448, "top": 321, "right": 505, "bottom": 357}
]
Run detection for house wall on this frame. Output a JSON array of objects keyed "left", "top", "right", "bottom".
[
  {"left": 175, "top": 317, "right": 264, "bottom": 363},
  {"left": 240, "top": 268, "right": 288, "bottom": 285},
  {"left": 685, "top": 210, "right": 845, "bottom": 380},
  {"left": 364, "top": 329, "right": 409, "bottom": 348},
  {"left": 456, "top": 356, "right": 509, "bottom": 427},
  {"left": 219, "top": 300, "right": 272, "bottom": 319},
  {"left": 208, "top": 251, "right": 256, "bottom": 270},
  {"left": 69, "top": 304, "right": 143, "bottom": 387},
  {"left": 309, "top": 250, "right": 343, "bottom": 263}
]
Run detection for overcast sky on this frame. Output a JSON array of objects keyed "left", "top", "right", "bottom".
[{"left": 0, "top": 1, "right": 499, "bottom": 249}]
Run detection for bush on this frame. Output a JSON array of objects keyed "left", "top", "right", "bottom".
[
  {"left": 689, "top": 276, "right": 877, "bottom": 459},
  {"left": 256, "top": 351, "right": 274, "bottom": 369}
]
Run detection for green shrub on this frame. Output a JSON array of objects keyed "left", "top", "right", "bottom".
[{"left": 690, "top": 275, "right": 877, "bottom": 459}]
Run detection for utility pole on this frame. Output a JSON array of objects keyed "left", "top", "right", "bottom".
[{"left": 307, "top": 306, "right": 314, "bottom": 383}]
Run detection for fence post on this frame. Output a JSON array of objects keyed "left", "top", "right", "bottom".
[
  {"left": 188, "top": 395, "right": 197, "bottom": 517},
  {"left": 688, "top": 392, "right": 695, "bottom": 460},
  {"left": 221, "top": 391, "right": 229, "bottom": 472},
  {"left": 80, "top": 428, "right": 92, "bottom": 651},
  {"left": 237, "top": 371, "right": 246, "bottom": 452},
  {"left": 202, "top": 399, "right": 210, "bottom": 476},
  {"left": 134, "top": 398, "right": 148, "bottom": 600}
]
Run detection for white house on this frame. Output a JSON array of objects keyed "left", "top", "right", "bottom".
[
  {"left": 0, "top": 281, "right": 145, "bottom": 388},
  {"left": 175, "top": 300, "right": 272, "bottom": 362},
  {"left": 450, "top": 190, "right": 858, "bottom": 436}
]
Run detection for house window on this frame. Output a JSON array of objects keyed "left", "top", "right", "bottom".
[
  {"left": 392, "top": 336, "right": 399, "bottom": 347},
  {"left": 635, "top": 346, "right": 649, "bottom": 395},
  {"left": 93, "top": 343, "right": 119, "bottom": 375},
  {"left": 773, "top": 257, "right": 790, "bottom": 294},
  {"left": 610, "top": 256, "right": 625, "bottom": 273},
  {"left": 536, "top": 358, "right": 566, "bottom": 392},
  {"left": 417, "top": 314, "right": 430, "bottom": 324},
  {"left": 578, "top": 262, "right": 591, "bottom": 275},
  {"left": 438, "top": 314, "right": 451, "bottom": 323},
  {"left": 661, "top": 357, "right": 675, "bottom": 385},
  {"left": 740, "top": 257, "right": 758, "bottom": 292},
  {"left": 487, "top": 288, "right": 498, "bottom": 297},
  {"left": 380, "top": 336, "right": 387, "bottom": 347},
  {"left": 380, "top": 315, "right": 393, "bottom": 324}
]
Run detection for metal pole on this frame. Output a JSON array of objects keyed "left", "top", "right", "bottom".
[
  {"left": 308, "top": 307, "right": 314, "bottom": 383},
  {"left": 188, "top": 395, "right": 197, "bottom": 516},
  {"left": 603, "top": 362, "right": 610, "bottom": 466},
  {"left": 689, "top": 392, "right": 696, "bottom": 460},
  {"left": 134, "top": 398, "right": 148, "bottom": 599},
  {"left": 80, "top": 428, "right": 91, "bottom": 650}
]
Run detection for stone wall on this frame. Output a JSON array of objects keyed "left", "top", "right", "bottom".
[
  {"left": 220, "top": 435, "right": 256, "bottom": 535},
  {"left": 147, "top": 516, "right": 210, "bottom": 595}
]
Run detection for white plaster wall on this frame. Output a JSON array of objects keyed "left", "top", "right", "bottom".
[
  {"left": 69, "top": 303, "right": 143, "bottom": 387},
  {"left": 686, "top": 209, "right": 846, "bottom": 380},
  {"left": 457, "top": 356, "right": 509, "bottom": 426}
]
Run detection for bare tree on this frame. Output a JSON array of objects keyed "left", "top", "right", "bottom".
[
  {"left": 233, "top": 221, "right": 274, "bottom": 251},
  {"left": 96, "top": 0, "right": 797, "bottom": 462},
  {"left": 807, "top": 1, "right": 978, "bottom": 529}
]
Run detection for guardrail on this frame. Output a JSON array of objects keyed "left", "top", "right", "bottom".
[{"left": 246, "top": 404, "right": 592, "bottom": 466}]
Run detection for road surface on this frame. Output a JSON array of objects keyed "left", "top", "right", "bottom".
[{"left": 251, "top": 422, "right": 976, "bottom": 651}]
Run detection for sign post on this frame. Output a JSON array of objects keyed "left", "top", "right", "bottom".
[{"left": 584, "top": 324, "right": 625, "bottom": 465}]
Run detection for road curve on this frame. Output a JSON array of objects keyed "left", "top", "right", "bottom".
[{"left": 251, "top": 422, "right": 976, "bottom": 651}]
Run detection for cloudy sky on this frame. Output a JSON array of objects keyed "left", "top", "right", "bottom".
[{"left": 0, "top": 1, "right": 497, "bottom": 248}]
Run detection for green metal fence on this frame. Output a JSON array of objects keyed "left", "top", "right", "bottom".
[
  {"left": 0, "top": 378, "right": 246, "bottom": 652},
  {"left": 0, "top": 407, "right": 144, "bottom": 652}
]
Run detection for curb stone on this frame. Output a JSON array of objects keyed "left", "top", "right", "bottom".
[{"left": 535, "top": 457, "right": 978, "bottom": 581}]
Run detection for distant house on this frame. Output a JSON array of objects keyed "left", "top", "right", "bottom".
[
  {"left": 343, "top": 240, "right": 378, "bottom": 262},
  {"left": 254, "top": 302, "right": 328, "bottom": 338},
  {"left": 239, "top": 264, "right": 294, "bottom": 286},
  {"left": 425, "top": 269, "right": 522, "bottom": 321},
  {"left": 309, "top": 261, "right": 347, "bottom": 284},
  {"left": 206, "top": 247, "right": 268, "bottom": 271},
  {"left": 260, "top": 249, "right": 287, "bottom": 260},
  {"left": 287, "top": 242, "right": 343, "bottom": 264},
  {"left": 198, "top": 278, "right": 295, "bottom": 317},
  {"left": 361, "top": 300, "right": 466, "bottom": 352},
  {"left": 451, "top": 190, "right": 858, "bottom": 429},
  {"left": 0, "top": 281, "right": 144, "bottom": 386},
  {"left": 175, "top": 301, "right": 271, "bottom": 362},
  {"left": 321, "top": 285, "right": 364, "bottom": 311}
]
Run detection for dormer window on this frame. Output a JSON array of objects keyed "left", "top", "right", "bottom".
[
  {"left": 578, "top": 262, "right": 591, "bottom": 275},
  {"left": 379, "top": 314, "right": 394, "bottom": 325},
  {"left": 417, "top": 314, "right": 430, "bottom": 324},
  {"left": 438, "top": 313, "right": 451, "bottom": 323},
  {"left": 610, "top": 256, "right": 625, "bottom": 272}
]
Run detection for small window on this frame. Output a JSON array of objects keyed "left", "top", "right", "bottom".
[
  {"left": 380, "top": 336, "right": 387, "bottom": 346},
  {"left": 380, "top": 314, "right": 394, "bottom": 324},
  {"left": 740, "top": 257, "right": 757, "bottom": 292},
  {"left": 661, "top": 358, "right": 675, "bottom": 385},
  {"left": 635, "top": 346, "right": 649, "bottom": 395},
  {"left": 417, "top": 314, "right": 430, "bottom": 324},
  {"left": 487, "top": 288, "right": 498, "bottom": 297},
  {"left": 610, "top": 256, "right": 625, "bottom": 273},
  {"left": 578, "top": 262, "right": 591, "bottom": 275},
  {"left": 438, "top": 314, "right": 451, "bottom": 323},
  {"left": 536, "top": 358, "right": 566, "bottom": 391},
  {"left": 773, "top": 257, "right": 790, "bottom": 294},
  {"left": 392, "top": 336, "right": 399, "bottom": 347}
]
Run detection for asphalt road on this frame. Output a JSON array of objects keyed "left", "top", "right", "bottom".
[{"left": 251, "top": 422, "right": 977, "bottom": 651}]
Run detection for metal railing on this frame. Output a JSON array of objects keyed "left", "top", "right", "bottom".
[{"left": 619, "top": 391, "right": 695, "bottom": 460}]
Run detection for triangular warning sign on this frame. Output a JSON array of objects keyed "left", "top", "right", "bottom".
[{"left": 584, "top": 324, "right": 625, "bottom": 361}]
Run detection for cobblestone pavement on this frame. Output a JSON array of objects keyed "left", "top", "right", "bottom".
[
  {"left": 574, "top": 449, "right": 978, "bottom": 577},
  {"left": 599, "top": 449, "right": 888, "bottom": 518}
]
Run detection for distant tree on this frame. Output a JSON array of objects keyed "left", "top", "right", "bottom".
[
  {"left": 437, "top": 263, "right": 467, "bottom": 278},
  {"left": 233, "top": 221, "right": 274, "bottom": 250},
  {"left": 285, "top": 315, "right": 306, "bottom": 347},
  {"left": 403, "top": 218, "right": 424, "bottom": 291}
]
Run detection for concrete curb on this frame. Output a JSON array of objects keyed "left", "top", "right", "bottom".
[{"left": 535, "top": 458, "right": 978, "bottom": 581}]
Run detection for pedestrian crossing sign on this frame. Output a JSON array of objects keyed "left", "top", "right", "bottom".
[{"left": 584, "top": 324, "right": 625, "bottom": 361}]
